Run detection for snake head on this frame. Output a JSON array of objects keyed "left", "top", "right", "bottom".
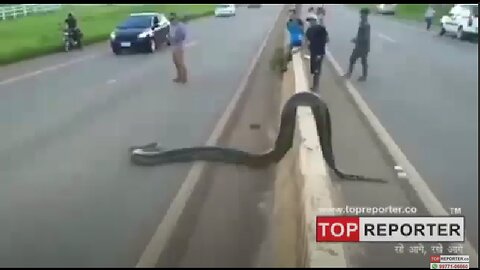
[{"left": 129, "top": 142, "right": 161, "bottom": 153}]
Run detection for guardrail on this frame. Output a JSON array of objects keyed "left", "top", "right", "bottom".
[{"left": 0, "top": 4, "right": 62, "bottom": 21}]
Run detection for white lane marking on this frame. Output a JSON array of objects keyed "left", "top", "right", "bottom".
[
  {"left": 325, "top": 48, "right": 478, "bottom": 266},
  {"left": 106, "top": 79, "right": 116, "bottom": 84},
  {"left": 377, "top": 32, "right": 396, "bottom": 43},
  {"left": 135, "top": 7, "right": 284, "bottom": 267},
  {"left": 0, "top": 54, "right": 99, "bottom": 86}
]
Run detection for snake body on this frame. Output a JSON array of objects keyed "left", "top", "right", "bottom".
[{"left": 130, "top": 92, "right": 386, "bottom": 183}]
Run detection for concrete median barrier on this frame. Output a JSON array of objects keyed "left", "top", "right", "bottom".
[{"left": 271, "top": 51, "right": 348, "bottom": 267}]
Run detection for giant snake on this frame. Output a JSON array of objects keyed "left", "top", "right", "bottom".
[{"left": 129, "top": 92, "right": 387, "bottom": 183}]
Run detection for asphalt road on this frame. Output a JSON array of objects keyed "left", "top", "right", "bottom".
[
  {"left": 0, "top": 5, "right": 282, "bottom": 267},
  {"left": 320, "top": 5, "right": 478, "bottom": 249}
]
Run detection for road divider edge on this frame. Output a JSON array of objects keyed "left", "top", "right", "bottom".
[{"left": 291, "top": 51, "right": 348, "bottom": 267}]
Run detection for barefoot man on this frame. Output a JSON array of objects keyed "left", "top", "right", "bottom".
[{"left": 169, "top": 13, "right": 188, "bottom": 84}]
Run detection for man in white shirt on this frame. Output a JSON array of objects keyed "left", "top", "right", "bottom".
[
  {"left": 306, "top": 7, "right": 318, "bottom": 27},
  {"left": 424, "top": 5, "right": 436, "bottom": 31},
  {"left": 169, "top": 13, "right": 188, "bottom": 84}
]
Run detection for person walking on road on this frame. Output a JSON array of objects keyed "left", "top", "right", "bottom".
[
  {"left": 306, "top": 18, "right": 329, "bottom": 92},
  {"left": 344, "top": 8, "right": 370, "bottom": 82},
  {"left": 169, "top": 13, "right": 188, "bottom": 84},
  {"left": 424, "top": 5, "right": 436, "bottom": 31}
]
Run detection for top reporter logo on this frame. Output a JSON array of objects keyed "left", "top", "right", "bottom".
[{"left": 316, "top": 216, "right": 465, "bottom": 242}]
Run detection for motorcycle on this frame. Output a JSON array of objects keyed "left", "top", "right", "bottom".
[{"left": 63, "top": 28, "right": 83, "bottom": 52}]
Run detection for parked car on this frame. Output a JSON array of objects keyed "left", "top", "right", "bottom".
[
  {"left": 376, "top": 4, "right": 397, "bottom": 15},
  {"left": 247, "top": 4, "right": 262, "bottom": 8},
  {"left": 110, "top": 13, "right": 170, "bottom": 55},
  {"left": 215, "top": 4, "right": 236, "bottom": 17},
  {"left": 440, "top": 4, "right": 478, "bottom": 40}
]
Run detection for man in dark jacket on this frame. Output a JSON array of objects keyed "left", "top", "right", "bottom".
[
  {"left": 65, "top": 13, "right": 77, "bottom": 30},
  {"left": 344, "top": 8, "right": 370, "bottom": 82},
  {"left": 306, "top": 19, "right": 329, "bottom": 91},
  {"left": 65, "top": 13, "right": 82, "bottom": 45}
]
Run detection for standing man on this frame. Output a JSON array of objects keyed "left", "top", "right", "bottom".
[
  {"left": 169, "top": 13, "right": 188, "bottom": 84},
  {"left": 306, "top": 17, "right": 329, "bottom": 91},
  {"left": 344, "top": 8, "right": 370, "bottom": 82},
  {"left": 424, "top": 5, "right": 436, "bottom": 31}
]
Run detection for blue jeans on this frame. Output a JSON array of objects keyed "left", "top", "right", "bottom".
[{"left": 426, "top": 17, "right": 433, "bottom": 30}]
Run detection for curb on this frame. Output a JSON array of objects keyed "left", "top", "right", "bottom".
[{"left": 291, "top": 51, "right": 348, "bottom": 267}]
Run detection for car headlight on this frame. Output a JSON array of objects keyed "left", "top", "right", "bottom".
[
  {"left": 138, "top": 31, "right": 150, "bottom": 38},
  {"left": 110, "top": 31, "right": 116, "bottom": 40}
]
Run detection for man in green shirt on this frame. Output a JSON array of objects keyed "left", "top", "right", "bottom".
[{"left": 344, "top": 8, "right": 370, "bottom": 82}]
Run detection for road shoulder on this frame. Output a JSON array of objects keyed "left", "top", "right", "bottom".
[{"left": 298, "top": 51, "right": 477, "bottom": 267}]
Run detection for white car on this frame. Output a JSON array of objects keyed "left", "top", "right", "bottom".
[
  {"left": 376, "top": 4, "right": 397, "bottom": 15},
  {"left": 440, "top": 4, "right": 478, "bottom": 39},
  {"left": 215, "top": 4, "right": 236, "bottom": 17}
]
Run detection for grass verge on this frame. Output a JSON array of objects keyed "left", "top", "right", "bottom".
[
  {"left": 0, "top": 4, "right": 215, "bottom": 65},
  {"left": 350, "top": 4, "right": 452, "bottom": 26}
]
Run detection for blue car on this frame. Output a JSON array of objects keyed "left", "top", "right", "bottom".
[{"left": 110, "top": 13, "right": 171, "bottom": 55}]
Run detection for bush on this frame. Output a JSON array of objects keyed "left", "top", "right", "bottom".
[{"left": 270, "top": 46, "right": 288, "bottom": 76}]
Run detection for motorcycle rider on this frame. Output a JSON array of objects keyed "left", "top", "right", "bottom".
[{"left": 65, "top": 13, "right": 82, "bottom": 47}]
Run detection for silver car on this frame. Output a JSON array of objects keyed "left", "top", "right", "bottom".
[{"left": 376, "top": 4, "right": 397, "bottom": 15}]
